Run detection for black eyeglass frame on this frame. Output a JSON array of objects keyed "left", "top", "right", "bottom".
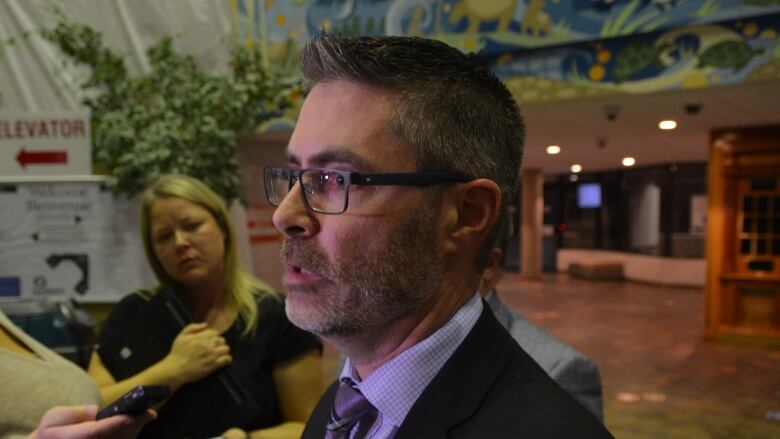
[{"left": 264, "top": 166, "right": 472, "bottom": 214}]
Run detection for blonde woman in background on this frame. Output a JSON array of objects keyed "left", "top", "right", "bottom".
[{"left": 88, "top": 174, "right": 322, "bottom": 439}]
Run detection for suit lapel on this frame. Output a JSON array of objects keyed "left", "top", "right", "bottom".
[
  {"left": 301, "top": 381, "right": 338, "bottom": 439},
  {"left": 396, "top": 304, "right": 518, "bottom": 438}
]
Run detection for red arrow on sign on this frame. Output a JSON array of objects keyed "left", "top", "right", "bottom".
[{"left": 16, "top": 148, "right": 68, "bottom": 168}]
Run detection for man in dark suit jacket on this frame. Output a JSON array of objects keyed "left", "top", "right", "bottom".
[
  {"left": 267, "top": 33, "right": 613, "bottom": 438},
  {"left": 306, "top": 304, "right": 608, "bottom": 438}
]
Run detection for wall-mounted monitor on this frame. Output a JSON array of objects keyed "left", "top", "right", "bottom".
[{"left": 578, "top": 183, "right": 602, "bottom": 208}]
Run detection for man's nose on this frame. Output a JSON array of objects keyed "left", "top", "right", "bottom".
[{"left": 272, "top": 181, "right": 319, "bottom": 238}]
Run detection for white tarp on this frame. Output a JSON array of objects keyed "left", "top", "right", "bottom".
[
  {"left": 0, "top": 0, "right": 233, "bottom": 112},
  {"left": 0, "top": 1, "right": 234, "bottom": 301}
]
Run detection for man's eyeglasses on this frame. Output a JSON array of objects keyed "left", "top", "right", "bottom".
[{"left": 264, "top": 166, "right": 471, "bottom": 214}]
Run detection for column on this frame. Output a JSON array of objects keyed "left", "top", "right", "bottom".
[{"left": 521, "top": 168, "right": 543, "bottom": 279}]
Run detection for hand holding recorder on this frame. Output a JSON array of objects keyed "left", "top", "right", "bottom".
[
  {"left": 96, "top": 385, "right": 170, "bottom": 420},
  {"left": 28, "top": 402, "right": 156, "bottom": 439}
]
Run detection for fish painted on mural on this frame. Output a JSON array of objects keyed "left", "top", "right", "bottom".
[
  {"left": 696, "top": 40, "right": 765, "bottom": 70},
  {"left": 611, "top": 40, "right": 669, "bottom": 83}
]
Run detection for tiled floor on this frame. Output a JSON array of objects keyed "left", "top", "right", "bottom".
[
  {"left": 497, "top": 273, "right": 780, "bottom": 439},
  {"left": 324, "top": 272, "right": 780, "bottom": 439},
  {"left": 320, "top": 273, "right": 780, "bottom": 438}
]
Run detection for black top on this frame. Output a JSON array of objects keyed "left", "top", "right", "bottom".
[{"left": 97, "top": 289, "right": 321, "bottom": 438}]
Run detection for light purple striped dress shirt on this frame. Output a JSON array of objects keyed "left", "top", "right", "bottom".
[{"left": 338, "top": 292, "right": 483, "bottom": 438}]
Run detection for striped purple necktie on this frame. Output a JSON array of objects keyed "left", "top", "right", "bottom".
[{"left": 325, "top": 378, "right": 376, "bottom": 439}]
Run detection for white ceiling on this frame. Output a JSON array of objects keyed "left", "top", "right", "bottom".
[{"left": 521, "top": 81, "right": 780, "bottom": 175}]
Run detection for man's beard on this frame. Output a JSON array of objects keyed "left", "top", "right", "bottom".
[{"left": 281, "top": 208, "right": 443, "bottom": 337}]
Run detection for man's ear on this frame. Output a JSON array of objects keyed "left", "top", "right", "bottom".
[{"left": 442, "top": 179, "right": 502, "bottom": 253}]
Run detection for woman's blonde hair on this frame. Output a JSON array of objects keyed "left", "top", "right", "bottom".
[{"left": 140, "top": 174, "right": 273, "bottom": 335}]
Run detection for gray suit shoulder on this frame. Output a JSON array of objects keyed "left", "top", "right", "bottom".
[{"left": 487, "top": 292, "right": 604, "bottom": 420}]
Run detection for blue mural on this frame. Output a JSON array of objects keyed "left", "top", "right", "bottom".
[
  {"left": 234, "top": 0, "right": 780, "bottom": 52},
  {"left": 490, "top": 12, "right": 779, "bottom": 102},
  {"left": 231, "top": 0, "right": 780, "bottom": 107}
]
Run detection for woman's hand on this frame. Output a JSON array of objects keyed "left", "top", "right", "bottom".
[
  {"left": 27, "top": 405, "right": 155, "bottom": 439},
  {"left": 87, "top": 322, "right": 232, "bottom": 411},
  {"left": 161, "top": 323, "right": 231, "bottom": 386}
]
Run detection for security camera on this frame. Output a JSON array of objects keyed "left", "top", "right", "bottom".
[
  {"left": 603, "top": 104, "right": 619, "bottom": 121},
  {"left": 685, "top": 103, "right": 702, "bottom": 115}
]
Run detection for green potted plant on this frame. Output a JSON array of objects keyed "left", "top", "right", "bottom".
[{"left": 42, "top": 19, "right": 291, "bottom": 205}]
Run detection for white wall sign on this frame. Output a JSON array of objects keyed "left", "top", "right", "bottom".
[
  {"left": 0, "top": 179, "right": 155, "bottom": 302},
  {"left": 0, "top": 112, "right": 91, "bottom": 176}
]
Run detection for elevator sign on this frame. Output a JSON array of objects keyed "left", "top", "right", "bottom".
[{"left": 0, "top": 112, "right": 91, "bottom": 176}]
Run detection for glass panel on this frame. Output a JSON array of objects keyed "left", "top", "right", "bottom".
[
  {"left": 743, "top": 217, "right": 753, "bottom": 233},
  {"left": 750, "top": 178, "right": 778, "bottom": 191},
  {"left": 758, "top": 196, "right": 769, "bottom": 213},
  {"left": 773, "top": 218, "right": 780, "bottom": 234},
  {"left": 741, "top": 239, "right": 752, "bottom": 254},
  {"left": 548, "top": 163, "right": 709, "bottom": 258},
  {"left": 757, "top": 218, "right": 768, "bottom": 234},
  {"left": 773, "top": 239, "right": 780, "bottom": 256},
  {"left": 757, "top": 239, "right": 767, "bottom": 255},
  {"left": 747, "top": 260, "right": 774, "bottom": 271},
  {"left": 774, "top": 196, "right": 780, "bottom": 214},
  {"left": 743, "top": 196, "right": 754, "bottom": 213}
]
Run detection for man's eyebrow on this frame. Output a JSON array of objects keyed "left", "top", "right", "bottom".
[
  {"left": 285, "top": 148, "right": 374, "bottom": 170},
  {"left": 283, "top": 152, "right": 300, "bottom": 165}
]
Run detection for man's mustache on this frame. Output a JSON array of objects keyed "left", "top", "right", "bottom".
[{"left": 280, "top": 238, "right": 332, "bottom": 277}]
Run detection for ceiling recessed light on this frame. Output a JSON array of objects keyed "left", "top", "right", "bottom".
[
  {"left": 659, "top": 120, "right": 677, "bottom": 130},
  {"left": 622, "top": 157, "right": 636, "bottom": 167},
  {"left": 546, "top": 145, "right": 561, "bottom": 155},
  {"left": 570, "top": 164, "right": 582, "bottom": 173}
]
